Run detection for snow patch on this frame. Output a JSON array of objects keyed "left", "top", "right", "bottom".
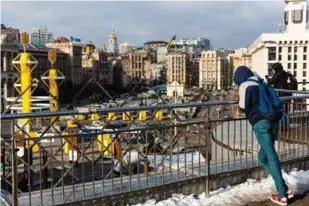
[{"left": 132, "top": 169, "right": 309, "bottom": 206}]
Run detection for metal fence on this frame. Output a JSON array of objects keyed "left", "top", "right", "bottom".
[{"left": 1, "top": 93, "right": 309, "bottom": 206}]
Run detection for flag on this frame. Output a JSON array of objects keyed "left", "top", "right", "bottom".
[{"left": 167, "top": 35, "right": 176, "bottom": 51}]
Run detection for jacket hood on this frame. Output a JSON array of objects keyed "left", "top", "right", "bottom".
[
  {"left": 233, "top": 66, "right": 254, "bottom": 86},
  {"left": 272, "top": 62, "right": 283, "bottom": 73}
]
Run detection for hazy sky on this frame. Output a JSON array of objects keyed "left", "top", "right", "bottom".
[{"left": 1, "top": 1, "right": 285, "bottom": 49}]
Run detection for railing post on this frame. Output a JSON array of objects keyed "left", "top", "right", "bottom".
[
  {"left": 205, "top": 108, "right": 211, "bottom": 198},
  {"left": 11, "top": 120, "right": 18, "bottom": 206}
]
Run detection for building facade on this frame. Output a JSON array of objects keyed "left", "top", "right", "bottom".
[
  {"left": 30, "top": 25, "right": 54, "bottom": 46},
  {"left": 119, "top": 42, "right": 134, "bottom": 54},
  {"left": 166, "top": 51, "right": 188, "bottom": 85},
  {"left": 107, "top": 28, "right": 118, "bottom": 55},
  {"left": 144, "top": 41, "right": 168, "bottom": 51},
  {"left": 199, "top": 50, "right": 233, "bottom": 90},
  {"left": 231, "top": 48, "right": 252, "bottom": 72},
  {"left": 249, "top": 0, "right": 309, "bottom": 92},
  {"left": 1, "top": 24, "right": 20, "bottom": 44},
  {"left": 121, "top": 49, "right": 152, "bottom": 86},
  {"left": 46, "top": 37, "right": 83, "bottom": 88},
  {"left": 156, "top": 46, "right": 168, "bottom": 63},
  {"left": 82, "top": 43, "right": 113, "bottom": 85}
]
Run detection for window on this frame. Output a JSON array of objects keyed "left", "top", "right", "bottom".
[
  {"left": 268, "top": 47, "right": 276, "bottom": 61},
  {"left": 303, "top": 80, "right": 306, "bottom": 85},
  {"left": 294, "top": 47, "right": 297, "bottom": 52},
  {"left": 294, "top": 55, "right": 297, "bottom": 60},
  {"left": 292, "top": 10, "right": 303, "bottom": 23},
  {"left": 288, "top": 55, "right": 291, "bottom": 60},
  {"left": 288, "top": 47, "right": 292, "bottom": 53},
  {"left": 294, "top": 71, "right": 297, "bottom": 76},
  {"left": 303, "top": 71, "right": 307, "bottom": 77},
  {"left": 294, "top": 63, "right": 297, "bottom": 69},
  {"left": 304, "top": 63, "right": 307, "bottom": 69},
  {"left": 304, "top": 47, "right": 307, "bottom": 53},
  {"left": 288, "top": 63, "right": 291, "bottom": 69},
  {"left": 303, "top": 87, "right": 306, "bottom": 91},
  {"left": 279, "top": 47, "right": 282, "bottom": 53},
  {"left": 304, "top": 55, "right": 307, "bottom": 61},
  {"left": 284, "top": 11, "right": 289, "bottom": 25},
  {"left": 268, "top": 63, "right": 274, "bottom": 75},
  {"left": 279, "top": 54, "right": 282, "bottom": 61}
]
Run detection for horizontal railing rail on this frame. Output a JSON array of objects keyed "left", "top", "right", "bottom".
[{"left": 2, "top": 94, "right": 309, "bottom": 120}]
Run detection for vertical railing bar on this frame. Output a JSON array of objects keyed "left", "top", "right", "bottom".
[
  {"left": 184, "top": 125, "right": 187, "bottom": 179},
  {"left": 233, "top": 119, "right": 236, "bottom": 170},
  {"left": 92, "top": 133, "right": 95, "bottom": 198},
  {"left": 145, "top": 130, "right": 148, "bottom": 189},
  {"left": 129, "top": 132, "right": 132, "bottom": 192},
  {"left": 161, "top": 125, "right": 164, "bottom": 186},
  {"left": 227, "top": 120, "right": 230, "bottom": 171},
  {"left": 39, "top": 134, "right": 43, "bottom": 205},
  {"left": 245, "top": 120, "right": 248, "bottom": 169},
  {"left": 137, "top": 130, "right": 141, "bottom": 191},
  {"left": 169, "top": 124, "right": 172, "bottom": 185},
  {"left": 220, "top": 115, "right": 223, "bottom": 173},
  {"left": 82, "top": 134, "right": 85, "bottom": 200},
  {"left": 61, "top": 132, "right": 65, "bottom": 204},
  {"left": 205, "top": 107, "right": 210, "bottom": 198},
  {"left": 198, "top": 123, "right": 201, "bottom": 176},
  {"left": 240, "top": 120, "right": 243, "bottom": 170},
  {"left": 101, "top": 130, "right": 105, "bottom": 197},
  {"left": 177, "top": 125, "right": 180, "bottom": 182},
  {"left": 72, "top": 134, "right": 76, "bottom": 203},
  {"left": 49, "top": 132, "right": 54, "bottom": 206},
  {"left": 27, "top": 136, "right": 32, "bottom": 206},
  {"left": 11, "top": 119, "right": 19, "bottom": 206}
]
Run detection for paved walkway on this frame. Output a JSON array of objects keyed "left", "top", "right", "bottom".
[{"left": 248, "top": 195, "right": 309, "bottom": 206}]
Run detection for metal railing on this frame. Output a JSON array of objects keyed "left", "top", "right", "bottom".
[{"left": 1, "top": 93, "right": 309, "bottom": 206}]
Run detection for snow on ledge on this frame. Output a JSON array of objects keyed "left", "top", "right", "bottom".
[{"left": 133, "top": 169, "right": 309, "bottom": 206}]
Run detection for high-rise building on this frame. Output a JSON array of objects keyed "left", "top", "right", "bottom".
[
  {"left": 30, "top": 25, "right": 54, "bottom": 46},
  {"left": 107, "top": 28, "right": 118, "bottom": 55},
  {"left": 199, "top": 50, "right": 233, "bottom": 90},
  {"left": 119, "top": 42, "right": 134, "bottom": 54},
  {"left": 249, "top": 0, "right": 309, "bottom": 92},
  {"left": 166, "top": 51, "right": 188, "bottom": 85}
]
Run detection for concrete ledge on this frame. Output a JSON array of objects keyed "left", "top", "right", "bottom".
[{"left": 62, "top": 156, "right": 309, "bottom": 206}]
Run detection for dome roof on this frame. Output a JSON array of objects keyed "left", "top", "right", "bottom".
[{"left": 109, "top": 28, "right": 117, "bottom": 39}]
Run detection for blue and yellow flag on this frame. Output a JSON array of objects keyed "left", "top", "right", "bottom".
[{"left": 167, "top": 35, "right": 176, "bottom": 51}]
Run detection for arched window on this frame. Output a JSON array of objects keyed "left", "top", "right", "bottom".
[{"left": 292, "top": 10, "right": 303, "bottom": 23}]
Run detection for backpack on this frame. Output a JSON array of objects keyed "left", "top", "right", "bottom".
[
  {"left": 248, "top": 78, "right": 284, "bottom": 121},
  {"left": 285, "top": 72, "right": 298, "bottom": 90}
]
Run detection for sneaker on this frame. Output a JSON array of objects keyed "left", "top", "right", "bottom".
[
  {"left": 287, "top": 190, "right": 294, "bottom": 199},
  {"left": 269, "top": 194, "right": 288, "bottom": 206}
]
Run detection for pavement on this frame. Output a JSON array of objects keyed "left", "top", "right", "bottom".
[{"left": 248, "top": 195, "right": 309, "bottom": 206}]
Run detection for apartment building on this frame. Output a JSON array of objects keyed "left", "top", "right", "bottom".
[{"left": 199, "top": 50, "right": 233, "bottom": 90}]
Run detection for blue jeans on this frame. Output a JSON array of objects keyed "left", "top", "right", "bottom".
[{"left": 253, "top": 119, "right": 288, "bottom": 198}]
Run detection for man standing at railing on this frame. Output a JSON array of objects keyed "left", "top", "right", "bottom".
[
  {"left": 234, "top": 66, "right": 293, "bottom": 206},
  {"left": 265, "top": 63, "right": 298, "bottom": 130}
]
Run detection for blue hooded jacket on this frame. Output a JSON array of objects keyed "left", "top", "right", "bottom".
[{"left": 234, "top": 66, "right": 265, "bottom": 125}]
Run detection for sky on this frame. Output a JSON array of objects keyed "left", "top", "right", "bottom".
[{"left": 1, "top": 1, "right": 286, "bottom": 49}]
